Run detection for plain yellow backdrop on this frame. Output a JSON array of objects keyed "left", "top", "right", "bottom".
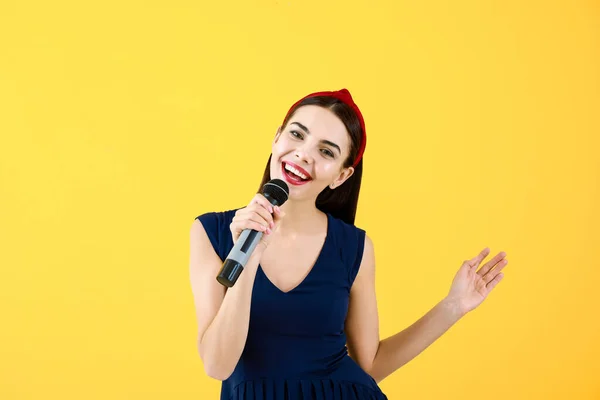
[{"left": 1, "top": 0, "right": 598, "bottom": 399}]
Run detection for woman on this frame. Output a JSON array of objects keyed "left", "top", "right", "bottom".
[{"left": 189, "top": 89, "right": 508, "bottom": 399}]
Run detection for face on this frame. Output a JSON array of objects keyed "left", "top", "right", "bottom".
[{"left": 270, "top": 105, "right": 355, "bottom": 202}]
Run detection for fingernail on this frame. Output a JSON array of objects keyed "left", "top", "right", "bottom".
[{"left": 266, "top": 228, "right": 271, "bottom": 235}]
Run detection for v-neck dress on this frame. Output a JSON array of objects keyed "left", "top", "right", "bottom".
[{"left": 196, "top": 209, "right": 388, "bottom": 400}]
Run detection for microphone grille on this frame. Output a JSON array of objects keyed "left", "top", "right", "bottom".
[{"left": 262, "top": 179, "right": 289, "bottom": 206}]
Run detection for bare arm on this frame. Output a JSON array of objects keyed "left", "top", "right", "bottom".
[
  {"left": 189, "top": 219, "right": 264, "bottom": 381},
  {"left": 371, "top": 248, "right": 508, "bottom": 382},
  {"left": 369, "top": 298, "right": 464, "bottom": 383},
  {"left": 189, "top": 197, "right": 282, "bottom": 381},
  {"left": 348, "top": 242, "right": 506, "bottom": 383},
  {"left": 345, "top": 235, "right": 463, "bottom": 383}
]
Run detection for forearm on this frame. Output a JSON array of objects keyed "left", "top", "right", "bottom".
[
  {"left": 199, "top": 250, "right": 263, "bottom": 380},
  {"left": 370, "top": 297, "right": 465, "bottom": 383}
]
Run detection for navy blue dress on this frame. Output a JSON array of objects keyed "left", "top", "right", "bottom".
[{"left": 196, "top": 209, "right": 388, "bottom": 400}]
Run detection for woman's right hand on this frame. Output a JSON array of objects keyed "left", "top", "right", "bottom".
[{"left": 230, "top": 193, "right": 285, "bottom": 251}]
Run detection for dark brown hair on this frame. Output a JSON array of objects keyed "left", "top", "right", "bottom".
[{"left": 258, "top": 96, "right": 364, "bottom": 225}]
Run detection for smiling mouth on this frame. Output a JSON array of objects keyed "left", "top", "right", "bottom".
[{"left": 281, "top": 162, "right": 312, "bottom": 184}]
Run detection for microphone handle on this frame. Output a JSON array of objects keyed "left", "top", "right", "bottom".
[
  {"left": 216, "top": 194, "right": 282, "bottom": 288},
  {"left": 216, "top": 228, "right": 264, "bottom": 287}
]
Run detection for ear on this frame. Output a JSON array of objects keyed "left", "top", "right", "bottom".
[{"left": 329, "top": 166, "right": 355, "bottom": 190}]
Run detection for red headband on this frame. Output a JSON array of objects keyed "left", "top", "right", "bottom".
[{"left": 282, "top": 88, "right": 366, "bottom": 168}]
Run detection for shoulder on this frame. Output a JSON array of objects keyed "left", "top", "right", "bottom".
[
  {"left": 327, "top": 214, "right": 369, "bottom": 284},
  {"left": 195, "top": 208, "right": 239, "bottom": 225},
  {"left": 359, "top": 234, "right": 375, "bottom": 273},
  {"left": 193, "top": 208, "right": 241, "bottom": 260},
  {"left": 328, "top": 213, "right": 366, "bottom": 246}
]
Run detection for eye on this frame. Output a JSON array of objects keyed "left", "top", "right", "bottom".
[
  {"left": 321, "top": 148, "right": 335, "bottom": 158},
  {"left": 290, "top": 130, "right": 303, "bottom": 139}
]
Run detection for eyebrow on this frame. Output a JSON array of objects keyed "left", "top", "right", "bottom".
[{"left": 290, "top": 122, "right": 341, "bottom": 154}]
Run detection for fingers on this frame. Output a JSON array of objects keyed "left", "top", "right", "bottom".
[
  {"left": 485, "top": 272, "right": 504, "bottom": 291},
  {"left": 232, "top": 218, "right": 269, "bottom": 234},
  {"left": 469, "top": 247, "right": 490, "bottom": 267},
  {"left": 477, "top": 250, "right": 507, "bottom": 276},
  {"left": 231, "top": 209, "right": 268, "bottom": 233},
  {"left": 245, "top": 194, "right": 275, "bottom": 223},
  {"left": 230, "top": 194, "right": 277, "bottom": 242},
  {"left": 250, "top": 193, "right": 274, "bottom": 213},
  {"left": 258, "top": 204, "right": 285, "bottom": 249},
  {"left": 247, "top": 203, "right": 274, "bottom": 228},
  {"left": 461, "top": 247, "right": 488, "bottom": 270},
  {"left": 481, "top": 259, "right": 508, "bottom": 284}
]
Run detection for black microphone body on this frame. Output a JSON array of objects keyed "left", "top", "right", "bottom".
[{"left": 216, "top": 179, "right": 289, "bottom": 287}]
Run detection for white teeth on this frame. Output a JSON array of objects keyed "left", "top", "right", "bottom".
[{"left": 284, "top": 163, "right": 309, "bottom": 180}]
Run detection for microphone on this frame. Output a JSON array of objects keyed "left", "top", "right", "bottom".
[{"left": 216, "top": 179, "right": 289, "bottom": 287}]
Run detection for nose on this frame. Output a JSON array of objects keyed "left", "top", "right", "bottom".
[{"left": 293, "top": 144, "right": 314, "bottom": 165}]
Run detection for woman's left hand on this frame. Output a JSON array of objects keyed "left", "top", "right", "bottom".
[{"left": 446, "top": 247, "right": 508, "bottom": 316}]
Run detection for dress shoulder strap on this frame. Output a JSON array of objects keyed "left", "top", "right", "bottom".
[{"left": 329, "top": 215, "right": 367, "bottom": 287}]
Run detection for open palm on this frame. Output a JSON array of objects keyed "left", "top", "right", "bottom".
[{"left": 447, "top": 247, "right": 508, "bottom": 315}]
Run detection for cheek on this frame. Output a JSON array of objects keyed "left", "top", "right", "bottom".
[
  {"left": 316, "top": 162, "right": 341, "bottom": 181},
  {"left": 272, "top": 137, "right": 289, "bottom": 155}
]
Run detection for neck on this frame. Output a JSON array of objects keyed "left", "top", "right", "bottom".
[{"left": 277, "top": 198, "right": 325, "bottom": 235}]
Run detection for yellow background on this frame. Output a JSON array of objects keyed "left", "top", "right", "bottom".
[{"left": 1, "top": 0, "right": 599, "bottom": 399}]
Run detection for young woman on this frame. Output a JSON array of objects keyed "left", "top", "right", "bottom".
[{"left": 189, "top": 89, "right": 508, "bottom": 400}]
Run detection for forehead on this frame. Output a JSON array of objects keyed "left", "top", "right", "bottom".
[{"left": 286, "top": 105, "right": 350, "bottom": 150}]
